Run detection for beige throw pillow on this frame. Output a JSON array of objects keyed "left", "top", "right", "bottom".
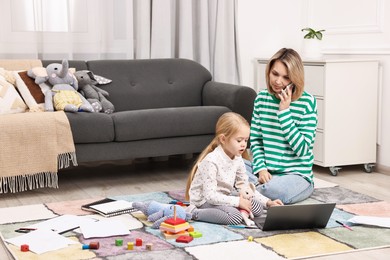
[{"left": 0, "top": 74, "right": 27, "bottom": 114}]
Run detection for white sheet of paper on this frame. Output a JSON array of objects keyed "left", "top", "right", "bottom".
[
  {"left": 0, "top": 204, "right": 56, "bottom": 224},
  {"left": 5, "top": 229, "right": 78, "bottom": 254},
  {"left": 348, "top": 216, "right": 390, "bottom": 228},
  {"left": 80, "top": 219, "right": 130, "bottom": 238},
  {"left": 91, "top": 213, "right": 144, "bottom": 230},
  {"left": 24, "top": 214, "right": 97, "bottom": 234}
]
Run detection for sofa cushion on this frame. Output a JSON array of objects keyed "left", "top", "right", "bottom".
[
  {"left": 12, "top": 71, "right": 49, "bottom": 112},
  {"left": 112, "top": 106, "right": 230, "bottom": 142},
  {"left": 86, "top": 59, "right": 212, "bottom": 112},
  {"left": 66, "top": 112, "right": 115, "bottom": 143}
]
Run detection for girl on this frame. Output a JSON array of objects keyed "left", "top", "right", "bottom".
[
  {"left": 249, "top": 48, "right": 318, "bottom": 204},
  {"left": 185, "top": 112, "right": 283, "bottom": 225}
]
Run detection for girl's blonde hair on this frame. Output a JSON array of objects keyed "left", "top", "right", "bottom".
[
  {"left": 265, "top": 48, "right": 305, "bottom": 101},
  {"left": 185, "top": 112, "right": 250, "bottom": 201}
]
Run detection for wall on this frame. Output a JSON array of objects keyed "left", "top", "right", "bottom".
[{"left": 237, "top": 0, "right": 390, "bottom": 171}]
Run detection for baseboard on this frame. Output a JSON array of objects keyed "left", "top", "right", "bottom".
[{"left": 376, "top": 164, "right": 390, "bottom": 176}]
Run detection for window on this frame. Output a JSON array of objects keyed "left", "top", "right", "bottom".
[{"left": 10, "top": 0, "right": 87, "bottom": 32}]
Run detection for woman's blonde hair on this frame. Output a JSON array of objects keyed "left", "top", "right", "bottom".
[
  {"left": 185, "top": 112, "right": 250, "bottom": 201},
  {"left": 265, "top": 48, "right": 305, "bottom": 101}
]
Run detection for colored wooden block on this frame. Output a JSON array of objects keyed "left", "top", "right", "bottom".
[
  {"left": 169, "top": 200, "right": 190, "bottom": 206},
  {"left": 146, "top": 243, "right": 153, "bottom": 250},
  {"left": 20, "top": 244, "right": 29, "bottom": 252},
  {"left": 135, "top": 238, "right": 142, "bottom": 246},
  {"left": 164, "top": 217, "right": 186, "bottom": 225},
  {"left": 115, "top": 239, "right": 123, "bottom": 246},
  {"left": 127, "top": 242, "right": 134, "bottom": 250},
  {"left": 89, "top": 242, "right": 100, "bottom": 249},
  {"left": 160, "top": 222, "right": 190, "bottom": 233},
  {"left": 162, "top": 230, "right": 189, "bottom": 239},
  {"left": 187, "top": 225, "right": 195, "bottom": 232},
  {"left": 176, "top": 235, "right": 193, "bottom": 243},
  {"left": 189, "top": 231, "right": 202, "bottom": 238}
]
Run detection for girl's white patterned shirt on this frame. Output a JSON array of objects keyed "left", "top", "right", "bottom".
[{"left": 189, "top": 145, "right": 269, "bottom": 207}]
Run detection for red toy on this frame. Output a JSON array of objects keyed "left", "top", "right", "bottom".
[
  {"left": 135, "top": 238, "right": 142, "bottom": 246},
  {"left": 164, "top": 217, "right": 186, "bottom": 225},
  {"left": 89, "top": 241, "right": 100, "bottom": 249},
  {"left": 176, "top": 235, "right": 193, "bottom": 243},
  {"left": 20, "top": 244, "right": 29, "bottom": 252}
]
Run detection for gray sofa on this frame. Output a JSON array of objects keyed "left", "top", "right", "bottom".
[{"left": 42, "top": 59, "right": 257, "bottom": 164}]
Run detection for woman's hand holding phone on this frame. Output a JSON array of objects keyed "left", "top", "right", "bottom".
[
  {"left": 278, "top": 83, "right": 293, "bottom": 111},
  {"left": 285, "top": 83, "right": 295, "bottom": 93}
]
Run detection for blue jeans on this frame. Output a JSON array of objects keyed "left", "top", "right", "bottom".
[{"left": 244, "top": 159, "right": 314, "bottom": 204}]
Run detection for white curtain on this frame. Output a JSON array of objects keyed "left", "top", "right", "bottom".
[{"left": 0, "top": 0, "right": 241, "bottom": 84}]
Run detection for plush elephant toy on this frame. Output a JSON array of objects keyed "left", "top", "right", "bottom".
[
  {"left": 132, "top": 201, "right": 192, "bottom": 229},
  {"left": 73, "top": 70, "right": 115, "bottom": 114},
  {"left": 28, "top": 60, "right": 93, "bottom": 112}
]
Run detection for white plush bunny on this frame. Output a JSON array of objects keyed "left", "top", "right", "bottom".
[{"left": 236, "top": 181, "right": 256, "bottom": 227}]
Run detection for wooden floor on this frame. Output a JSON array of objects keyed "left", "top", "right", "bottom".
[{"left": 1, "top": 156, "right": 389, "bottom": 259}]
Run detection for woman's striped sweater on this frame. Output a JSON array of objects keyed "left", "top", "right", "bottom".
[{"left": 250, "top": 90, "right": 318, "bottom": 182}]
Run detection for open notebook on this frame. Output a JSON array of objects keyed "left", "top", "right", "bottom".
[{"left": 81, "top": 198, "right": 135, "bottom": 217}]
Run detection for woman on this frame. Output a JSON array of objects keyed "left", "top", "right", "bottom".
[{"left": 248, "top": 48, "right": 318, "bottom": 204}]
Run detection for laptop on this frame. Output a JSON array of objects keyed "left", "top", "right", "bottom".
[{"left": 254, "top": 203, "right": 336, "bottom": 231}]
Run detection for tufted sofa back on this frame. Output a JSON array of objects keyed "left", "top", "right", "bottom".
[{"left": 44, "top": 59, "right": 212, "bottom": 112}]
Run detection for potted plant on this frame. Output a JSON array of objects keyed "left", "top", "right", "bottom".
[
  {"left": 301, "top": 28, "right": 325, "bottom": 40},
  {"left": 301, "top": 27, "right": 325, "bottom": 59}
]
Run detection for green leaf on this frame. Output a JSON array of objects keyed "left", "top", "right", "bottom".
[
  {"left": 301, "top": 28, "right": 325, "bottom": 40},
  {"left": 314, "top": 32, "right": 323, "bottom": 40}
]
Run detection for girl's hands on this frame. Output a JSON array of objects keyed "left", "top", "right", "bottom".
[
  {"left": 278, "top": 84, "right": 293, "bottom": 111},
  {"left": 239, "top": 194, "right": 252, "bottom": 213},
  {"left": 258, "top": 170, "right": 272, "bottom": 184},
  {"left": 266, "top": 199, "right": 284, "bottom": 207}
]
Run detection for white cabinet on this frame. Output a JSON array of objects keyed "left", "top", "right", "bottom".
[{"left": 255, "top": 59, "right": 379, "bottom": 175}]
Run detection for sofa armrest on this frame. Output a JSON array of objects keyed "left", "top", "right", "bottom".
[{"left": 202, "top": 81, "right": 257, "bottom": 123}]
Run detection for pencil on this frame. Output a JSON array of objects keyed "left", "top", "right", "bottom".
[
  {"left": 15, "top": 228, "right": 37, "bottom": 233},
  {"left": 336, "top": 220, "right": 353, "bottom": 231}
]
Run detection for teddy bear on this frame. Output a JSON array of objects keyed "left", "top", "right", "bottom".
[
  {"left": 132, "top": 201, "right": 192, "bottom": 229},
  {"left": 73, "top": 70, "right": 115, "bottom": 114},
  {"left": 27, "top": 60, "right": 93, "bottom": 112},
  {"left": 236, "top": 181, "right": 257, "bottom": 227}
]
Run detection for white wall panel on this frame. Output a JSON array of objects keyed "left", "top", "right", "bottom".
[
  {"left": 237, "top": 0, "right": 390, "bottom": 169},
  {"left": 305, "top": 0, "right": 384, "bottom": 34}
]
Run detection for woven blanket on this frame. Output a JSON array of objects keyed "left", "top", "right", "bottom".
[
  {"left": 0, "top": 60, "right": 42, "bottom": 71},
  {"left": 1, "top": 182, "right": 389, "bottom": 259},
  {"left": 0, "top": 111, "right": 76, "bottom": 193}
]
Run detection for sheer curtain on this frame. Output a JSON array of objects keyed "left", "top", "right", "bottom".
[{"left": 0, "top": 0, "right": 241, "bottom": 84}]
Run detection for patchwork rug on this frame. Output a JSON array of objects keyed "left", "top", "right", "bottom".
[{"left": 1, "top": 178, "right": 390, "bottom": 260}]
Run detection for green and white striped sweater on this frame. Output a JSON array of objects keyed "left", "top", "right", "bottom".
[{"left": 250, "top": 90, "right": 318, "bottom": 182}]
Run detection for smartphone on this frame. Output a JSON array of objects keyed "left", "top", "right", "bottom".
[{"left": 284, "top": 83, "right": 295, "bottom": 93}]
